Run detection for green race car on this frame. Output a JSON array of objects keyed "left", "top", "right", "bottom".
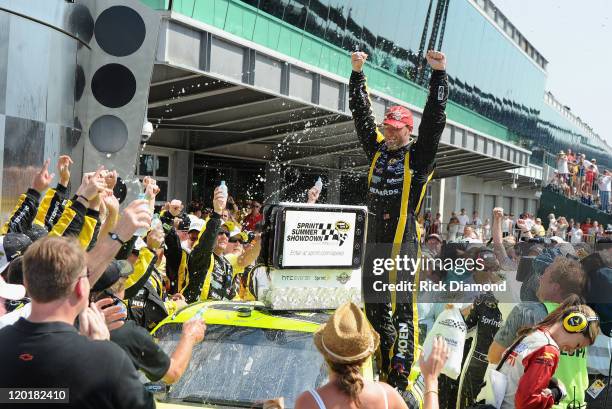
[{"left": 149, "top": 301, "right": 374, "bottom": 409}]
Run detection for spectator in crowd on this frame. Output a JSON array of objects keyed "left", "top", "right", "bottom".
[
  {"left": 472, "top": 211, "right": 482, "bottom": 227},
  {"left": 531, "top": 218, "right": 545, "bottom": 237},
  {"left": 488, "top": 260, "right": 589, "bottom": 409},
  {"left": 583, "top": 164, "right": 596, "bottom": 198},
  {"left": 430, "top": 213, "right": 442, "bottom": 235},
  {"left": 569, "top": 222, "right": 584, "bottom": 244},
  {"left": 447, "top": 216, "right": 461, "bottom": 242},
  {"left": 556, "top": 217, "right": 569, "bottom": 240},
  {"left": 566, "top": 148, "right": 576, "bottom": 163},
  {"left": 462, "top": 226, "right": 482, "bottom": 243},
  {"left": 423, "top": 234, "right": 443, "bottom": 258},
  {"left": 226, "top": 195, "right": 240, "bottom": 221},
  {"left": 422, "top": 211, "right": 433, "bottom": 237},
  {"left": 588, "top": 221, "right": 601, "bottom": 238},
  {"left": 581, "top": 218, "right": 593, "bottom": 235},
  {"left": 242, "top": 200, "right": 263, "bottom": 231},
  {"left": 501, "top": 213, "right": 512, "bottom": 238},
  {"left": 546, "top": 213, "right": 557, "bottom": 237},
  {"left": 160, "top": 199, "right": 190, "bottom": 231},
  {"left": 0, "top": 217, "right": 155, "bottom": 409},
  {"left": 221, "top": 208, "right": 237, "bottom": 223},
  {"left": 457, "top": 208, "right": 470, "bottom": 226},
  {"left": 182, "top": 187, "right": 240, "bottom": 304},
  {"left": 557, "top": 150, "right": 569, "bottom": 184},
  {"left": 482, "top": 218, "right": 491, "bottom": 241},
  {"left": 569, "top": 158, "right": 579, "bottom": 197},
  {"left": 492, "top": 208, "right": 520, "bottom": 271},
  {"left": 597, "top": 169, "right": 611, "bottom": 212},
  {"left": 576, "top": 155, "right": 585, "bottom": 195},
  {"left": 294, "top": 302, "right": 412, "bottom": 409},
  {"left": 186, "top": 218, "right": 205, "bottom": 252},
  {"left": 497, "top": 296, "right": 599, "bottom": 409},
  {"left": 91, "top": 261, "right": 206, "bottom": 385},
  {"left": 224, "top": 225, "right": 261, "bottom": 293}
]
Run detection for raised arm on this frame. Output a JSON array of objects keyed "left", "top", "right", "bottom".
[
  {"left": 411, "top": 51, "right": 448, "bottom": 172},
  {"left": 348, "top": 52, "right": 384, "bottom": 160}
]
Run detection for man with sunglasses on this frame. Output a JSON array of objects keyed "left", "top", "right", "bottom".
[
  {"left": 183, "top": 187, "right": 240, "bottom": 303},
  {"left": 349, "top": 49, "right": 448, "bottom": 389}
]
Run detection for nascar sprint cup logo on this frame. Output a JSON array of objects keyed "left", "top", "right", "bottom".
[{"left": 285, "top": 220, "right": 351, "bottom": 246}]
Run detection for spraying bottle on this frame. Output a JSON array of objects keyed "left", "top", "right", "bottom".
[
  {"left": 314, "top": 177, "right": 323, "bottom": 193},
  {"left": 219, "top": 180, "right": 228, "bottom": 199}
]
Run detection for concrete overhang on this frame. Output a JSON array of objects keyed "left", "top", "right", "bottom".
[{"left": 148, "top": 13, "right": 531, "bottom": 178}]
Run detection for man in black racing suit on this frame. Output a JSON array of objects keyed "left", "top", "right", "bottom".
[{"left": 349, "top": 50, "right": 448, "bottom": 390}]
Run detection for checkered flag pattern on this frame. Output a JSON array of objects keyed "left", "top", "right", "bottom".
[
  {"left": 439, "top": 318, "right": 467, "bottom": 332},
  {"left": 318, "top": 223, "right": 348, "bottom": 246}
]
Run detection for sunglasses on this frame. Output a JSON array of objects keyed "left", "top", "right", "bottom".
[
  {"left": 229, "top": 237, "right": 244, "bottom": 243},
  {"left": 217, "top": 231, "right": 230, "bottom": 238}
]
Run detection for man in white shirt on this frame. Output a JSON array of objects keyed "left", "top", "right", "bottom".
[
  {"left": 523, "top": 213, "right": 535, "bottom": 231},
  {"left": 597, "top": 170, "right": 611, "bottom": 212},
  {"left": 457, "top": 208, "right": 470, "bottom": 226},
  {"left": 501, "top": 214, "right": 510, "bottom": 237}
]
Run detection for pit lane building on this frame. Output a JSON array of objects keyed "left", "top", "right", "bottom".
[{"left": 0, "top": 0, "right": 609, "bottom": 222}]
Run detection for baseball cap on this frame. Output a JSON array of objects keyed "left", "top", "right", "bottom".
[
  {"left": 91, "top": 260, "right": 134, "bottom": 292},
  {"left": 25, "top": 224, "right": 49, "bottom": 243},
  {"left": 189, "top": 218, "right": 205, "bottom": 232},
  {"left": 0, "top": 233, "right": 33, "bottom": 274},
  {"left": 425, "top": 233, "right": 443, "bottom": 243},
  {"left": 383, "top": 105, "right": 413, "bottom": 129},
  {"left": 0, "top": 275, "right": 25, "bottom": 300}
]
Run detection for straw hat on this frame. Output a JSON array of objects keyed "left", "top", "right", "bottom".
[{"left": 314, "top": 302, "right": 380, "bottom": 364}]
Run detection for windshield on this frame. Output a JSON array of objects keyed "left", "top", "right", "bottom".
[{"left": 155, "top": 323, "right": 328, "bottom": 408}]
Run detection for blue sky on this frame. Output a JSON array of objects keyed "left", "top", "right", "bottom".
[{"left": 494, "top": 0, "right": 611, "bottom": 146}]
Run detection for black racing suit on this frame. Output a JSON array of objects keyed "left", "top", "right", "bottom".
[
  {"left": 457, "top": 293, "right": 503, "bottom": 409},
  {"left": 349, "top": 68, "right": 448, "bottom": 388},
  {"left": 182, "top": 213, "right": 239, "bottom": 303}
]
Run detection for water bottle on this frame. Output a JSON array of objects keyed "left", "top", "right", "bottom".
[
  {"left": 219, "top": 180, "right": 228, "bottom": 199},
  {"left": 134, "top": 192, "right": 152, "bottom": 237},
  {"left": 151, "top": 213, "right": 162, "bottom": 231},
  {"left": 193, "top": 306, "right": 207, "bottom": 322},
  {"left": 314, "top": 177, "right": 323, "bottom": 193}
]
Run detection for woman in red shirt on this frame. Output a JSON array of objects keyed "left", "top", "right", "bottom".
[
  {"left": 242, "top": 201, "right": 263, "bottom": 231},
  {"left": 584, "top": 165, "right": 595, "bottom": 196}
]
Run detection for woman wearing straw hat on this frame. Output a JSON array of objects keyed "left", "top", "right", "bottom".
[{"left": 294, "top": 302, "right": 449, "bottom": 409}]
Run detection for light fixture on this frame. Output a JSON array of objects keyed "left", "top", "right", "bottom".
[{"left": 511, "top": 171, "right": 518, "bottom": 190}]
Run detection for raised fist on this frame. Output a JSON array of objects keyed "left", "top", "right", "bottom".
[
  {"left": 351, "top": 52, "right": 368, "bottom": 72},
  {"left": 425, "top": 50, "right": 446, "bottom": 71}
]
